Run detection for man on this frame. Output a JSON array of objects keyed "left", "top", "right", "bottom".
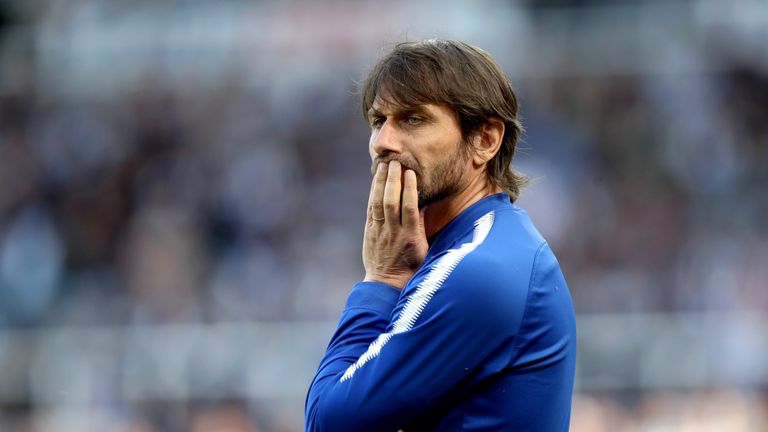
[{"left": 305, "top": 39, "right": 576, "bottom": 431}]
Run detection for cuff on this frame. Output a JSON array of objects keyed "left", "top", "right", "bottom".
[{"left": 345, "top": 281, "right": 401, "bottom": 315}]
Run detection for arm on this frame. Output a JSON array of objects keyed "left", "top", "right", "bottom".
[
  {"left": 307, "top": 161, "right": 429, "bottom": 431},
  {"left": 306, "top": 162, "right": 510, "bottom": 430},
  {"left": 304, "top": 281, "right": 399, "bottom": 431},
  {"left": 305, "top": 255, "right": 513, "bottom": 431}
]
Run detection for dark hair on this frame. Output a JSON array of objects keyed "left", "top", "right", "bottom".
[{"left": 361, "top": 39, "right": 527, "bottom": 201}]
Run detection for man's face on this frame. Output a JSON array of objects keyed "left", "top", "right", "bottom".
[{"left": 367, "top": 98, "right": 470, "bottom": 208}]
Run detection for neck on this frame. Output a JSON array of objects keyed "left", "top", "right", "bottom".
[{"left": 423, "top": 175, "right": 502, "bottom": 239}]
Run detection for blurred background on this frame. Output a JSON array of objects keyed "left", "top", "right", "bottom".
[{"left": 0, "top": 0, "right": 767, "bottom": 430}]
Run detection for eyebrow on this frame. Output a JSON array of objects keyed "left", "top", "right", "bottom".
[{"left": 367, "top": 105, "right": 430, "bottom": 119}]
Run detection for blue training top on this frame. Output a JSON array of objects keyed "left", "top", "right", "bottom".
[{"left": 305, "top": 193, "right": 577, "bottom": 431}]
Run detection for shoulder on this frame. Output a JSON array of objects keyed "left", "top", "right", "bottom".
[
  {"left": 408, "top": 204, "right": 558, "bottom": 312},
  {"left": 468, "top": 207, "right": 565, "bottom": 303},
  {"left": 462, "top": 206, "right": 548, "bottom": 284}
]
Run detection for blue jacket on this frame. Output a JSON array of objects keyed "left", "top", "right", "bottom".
[{"left": 306, "top": 193, "right": 577, "bottom": 431}]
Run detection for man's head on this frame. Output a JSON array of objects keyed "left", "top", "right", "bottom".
[{"left": 361, "top": 39, "right": 527, "bottom": 204}]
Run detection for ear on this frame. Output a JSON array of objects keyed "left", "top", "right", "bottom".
[{"left": 470, "top": 117, "right": 505, "bottom": 167}]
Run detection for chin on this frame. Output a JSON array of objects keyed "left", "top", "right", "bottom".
[{"left": 418, "top": 191, "right": 445, "bottom": 209}]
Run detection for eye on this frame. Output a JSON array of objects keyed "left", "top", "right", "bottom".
[
  {"left": 405, "top": 116, "right": 423, "bottom": 126},
  {"left": 370, "top": 116, "right": 385, "bottom": 128}
]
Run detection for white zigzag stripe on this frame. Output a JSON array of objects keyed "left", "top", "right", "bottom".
[{"left": 339, "top": 211, "right": 495, "bottom": 383}]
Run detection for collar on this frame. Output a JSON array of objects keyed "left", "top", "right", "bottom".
[{"left": 425, "top": 192, "right": 512, "bottom": 259}]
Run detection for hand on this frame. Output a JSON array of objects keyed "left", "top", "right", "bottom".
[{"left": 363, "top": 161, "right": 428, "bottom": 290}]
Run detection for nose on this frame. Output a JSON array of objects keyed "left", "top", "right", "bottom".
[{"left": 370, "top": 120, "right": 402, "bottom": 158}]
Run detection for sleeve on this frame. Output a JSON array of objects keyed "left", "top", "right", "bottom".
[{"left": 304, "top": 261, "right": 521, "bottom": 432}]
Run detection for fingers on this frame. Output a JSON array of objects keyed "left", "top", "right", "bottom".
[
  {"left": 368, "top": 162, "right": 386, "bottom": 222},
  {"left": 368, "top": 161, "right": 412, "bottom": 226},
  {"left": 402, "top": 169, "right": 419, "bottom": 230},
  {"left": 383, "top": 161, "right": 402, "bottom": 223}
]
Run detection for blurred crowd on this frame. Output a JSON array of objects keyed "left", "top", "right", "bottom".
[
  {"left": 1, "top": 4, "right": 765, "bottom": 326},
  {"left": 0, "top": 73, "right": 367, "bottom": 326},
  {"left": 1, "top": 0, "right": 767, "bottom": 430},
  {"left": 519, "top": 54, "right": 768, "bottom": 313},
  {"left": 570, "top": 390, "right": 768, "bottom": 431}
]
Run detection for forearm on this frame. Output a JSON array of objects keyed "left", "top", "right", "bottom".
[{"left": 306, "top": 282, "right": 400, "bottom": 431}]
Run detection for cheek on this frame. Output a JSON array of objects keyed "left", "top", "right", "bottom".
[{"left": 368, "top": 135, "right": 376, "bottom": 159}]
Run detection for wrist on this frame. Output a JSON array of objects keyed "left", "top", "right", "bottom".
[{"left": 363, "top": 273, "right": 410, "bottom": 290}]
